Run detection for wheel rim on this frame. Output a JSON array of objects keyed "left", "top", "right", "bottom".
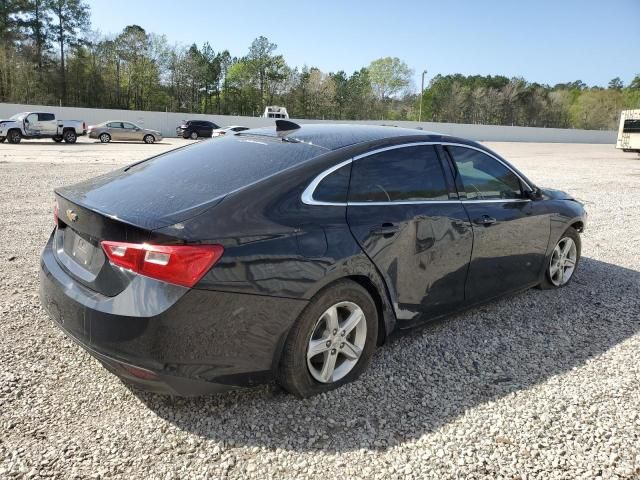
[
  {"left": 145, "top": 135, "right": 153, "bottom": 143},
  {"left": 549, "top": 237, "right": 577, "bottom": 286},
  {"left": 100, "top": 134, "right": 109, "bottom": 142},
  {"left": 190, "top": 132, "right": 197, "bottom": 139},
  {"left": 306, "top": 301, "right": 367, "bottom": 384}
]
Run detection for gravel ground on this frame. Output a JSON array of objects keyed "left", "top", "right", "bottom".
[{"left": 1, "top": 139, "right": 639, "bottom": 479}]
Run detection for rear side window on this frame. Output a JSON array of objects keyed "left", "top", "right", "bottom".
[
  {"left": 313, "top": 164, "right": 351, "bottom": 203},
  {"left": 348, "top": 145, "right": 448, "bottom": 202},
  {"left": 448, "top": 146, "right": 522, "bottom": 200},
  {"left": 38, "top": 113, "right": 55, "bottom": 121}
]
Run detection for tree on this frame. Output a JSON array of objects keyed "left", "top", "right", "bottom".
[
  {"left": 51, "top": 0, "right": 89, "bottom": 103},
  {"left": 629, "top": 74, "right": 640, "bottom": 90},
  {"left": 608, "top": 77, "right": 623, "bottom": 90},
  {"left": 23, "top": 0, "right": 53, "bottom": 69},
  {"left": 367, "top": 57, "right": 412, "bottom": 101},
  {"left": 246, "top": 35, "right": 277, "bottom": 109}
]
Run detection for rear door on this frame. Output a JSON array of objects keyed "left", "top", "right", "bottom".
[
  {"left": 444, "top": 145, "right": 550, "bottom": 302},
  {"left": 38, "top": 113, "right": 57, "bottom": 135},
  {"left": 106, "top": 122, "right": 124, "bottom": 140},
  {"left": 346, "top": 144, "right": 473, "bottom": 325}
]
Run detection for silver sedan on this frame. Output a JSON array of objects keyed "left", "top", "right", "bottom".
[{"left": 88, "top": 121, "right": 163, "bottom": 144}]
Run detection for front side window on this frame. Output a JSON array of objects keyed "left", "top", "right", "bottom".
[
  {"left": 349, "top": 145, "right": 448, "bottom": 203},
  {"left": 448, "top": 146, "right": 522, "bottom": 200},
  {"left": 122, "top": 122, "right": 137, "bottom": 129},
  {"left": 623, "top": 119, "right": 640, "bottom": 133}
]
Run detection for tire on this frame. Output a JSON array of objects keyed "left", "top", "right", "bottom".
[
  {"left": 278, "top": 279, "right": 378, "bottom": 398},
  {"left": 0, "top": 137, "right": 5, "bottom": 143},
  {"left": 52, "top": 136, "right": 63, "bottom": 143},
  {"left": 7, "top": 130, "right": 21, "bottom": 144},
  {"left": 143, "top": 134, "right": 155, "bottom": 144},
  {"left": 538, "top": 227, "right": 581, "bottom": 290},
  {"left": 190, "top": 131, "right": 198, "bottom": 140},
  {"left": 63, "top": 130, "right": 77, "bottom": 143},
  {"left": 99, "top": 133, "right": 111, "bottom": 143}
]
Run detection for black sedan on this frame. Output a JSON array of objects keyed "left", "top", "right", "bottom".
[{"left": 39, "top": 122, "right": 586, "bottom": 397}]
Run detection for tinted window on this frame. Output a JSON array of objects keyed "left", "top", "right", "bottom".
[
  {"left": 448, "top": 146, "right": 522, "bottom": 200},
  {"left": 38, "top": 113, "right": 55, "bottom": 121},
  {"left": 314, "top": 164, "right": 351, "bottom": 203},
  {"left": 349, "top": 145, "right": 448, "bottom": 202},
  {"left": 623, "top": 119, "right": 640, "bottom": 133},
  {"left": 107, "top": 122, "right": 122, "bottom": 128}
]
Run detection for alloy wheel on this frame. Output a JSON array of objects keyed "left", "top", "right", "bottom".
[
  {"left": 549, "top": 237, "right": 577, "bottom": 286},
  {"left": 306, "top": 301, "right": 367, "bottom": 383}
]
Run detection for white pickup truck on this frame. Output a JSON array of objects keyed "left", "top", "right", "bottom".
[{"left": 0, "top": 112, "right": 87, "bottom": 144}]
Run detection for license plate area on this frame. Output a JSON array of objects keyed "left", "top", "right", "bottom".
[{"left": 55, "top": 227, "right": 105, "bottom": 281}]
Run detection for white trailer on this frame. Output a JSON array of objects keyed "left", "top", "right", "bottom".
[
  {"left": 262, "top": 106, "right": 289, "bottom": 119},
  {"left": 616, "top": 109, "right": 640, "bottom": 152}
]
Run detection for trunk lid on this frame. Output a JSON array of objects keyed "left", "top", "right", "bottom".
[{"left": 53, "top": 194, "right": 152, "bottom": 296}]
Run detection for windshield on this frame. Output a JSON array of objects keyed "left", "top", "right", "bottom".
[{"left": 9, "top": 112, "right": 27, "bottom": 120}]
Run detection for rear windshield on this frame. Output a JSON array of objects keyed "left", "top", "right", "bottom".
[{"left": 58, "top": 136, "right": 327, "bottom": 228}]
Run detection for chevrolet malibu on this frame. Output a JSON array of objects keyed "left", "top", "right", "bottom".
[{"left": 39, "top": 122, "right": 586, "bottom": 397}]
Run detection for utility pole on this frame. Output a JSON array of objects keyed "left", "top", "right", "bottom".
[{"left": 419, "top": 70, "right": 427, "bottom": 123}]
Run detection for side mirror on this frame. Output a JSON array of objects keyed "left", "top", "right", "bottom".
[{"left": 525, "top": 188, "right": 542, "bottom": 200}]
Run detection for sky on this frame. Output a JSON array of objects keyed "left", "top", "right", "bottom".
[{"left": 86, "top": 0, "right": 639, "bottom": 91}]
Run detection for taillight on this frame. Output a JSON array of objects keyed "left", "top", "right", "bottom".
[
  {"left": 101, "top": 241, "right": 224, "bottom": 288},
  {"left": 53, "top": 200, "right": 59, "bottom": 225},
  {"left": 83, "top": 122, "right": 86, "bottom": 130}
]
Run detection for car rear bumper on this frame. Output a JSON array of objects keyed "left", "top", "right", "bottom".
[{"left": 39, "top": 232, "right": 308, "bottom": 396}]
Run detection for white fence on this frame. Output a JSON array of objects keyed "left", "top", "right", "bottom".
[{"left": 0, "top": 102, "right": 616, "bottom": 144}]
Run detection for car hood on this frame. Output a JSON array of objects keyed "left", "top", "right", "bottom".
[{"left": 541, "top": 187, "right": 577, "bottom": 201}]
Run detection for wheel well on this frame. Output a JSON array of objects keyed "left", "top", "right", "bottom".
[
  {"left": 570, "top": 221, "right": 584, "bottom": 233},
  {"left": 345, "top": 275, "right": 387, "bottom": 346}
]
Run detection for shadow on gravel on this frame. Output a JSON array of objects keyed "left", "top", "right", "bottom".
[{"left": 134, "top": 257, "right": 640, "bottom": 453}]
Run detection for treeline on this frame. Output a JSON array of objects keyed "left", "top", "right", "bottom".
[{"left": 1, "top": 1, "right": 638, "bottom": 129}]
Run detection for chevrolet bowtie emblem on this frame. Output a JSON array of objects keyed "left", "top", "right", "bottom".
[{"left": 66, "top": 209, "right": 78, "bottom": 223}]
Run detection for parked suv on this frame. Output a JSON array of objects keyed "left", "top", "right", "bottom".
[{"left": 176, "top": 120, "right": 219, "bottom": 139}]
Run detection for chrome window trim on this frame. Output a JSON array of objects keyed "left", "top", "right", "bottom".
[
  {"left": 301, "top": 158, "right": 353, "bottom": 206},
  {"left": 301, "top": 141, "right": 533, "bottom": 207}
]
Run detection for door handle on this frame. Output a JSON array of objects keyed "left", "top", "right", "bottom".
[
  {"left": 473, "top": 215, "right": 497, "bottom": 226},
  {"left": 370, "top": 223, "right": 400, "bottom": 236}
]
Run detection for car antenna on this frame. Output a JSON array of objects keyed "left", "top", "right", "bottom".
[{"left": 276, "top": 119, "right": 301, "bottom": 132}]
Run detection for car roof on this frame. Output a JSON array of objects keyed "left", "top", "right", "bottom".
[{"left": 239, "top": 123, "right": 464, "bottom": 151}]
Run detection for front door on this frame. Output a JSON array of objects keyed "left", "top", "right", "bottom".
[
  {"left": 122, "top": 122, "right": 142, "bottom": 141},
  {"left": 444, "top": 145, "right": 550, "bottom": 302},
  {"left": 346, "top": 144, "right": 473, "bottom": 325},
  {"left": 24, "top": 113, "right": 40, "bottom": 136}
]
